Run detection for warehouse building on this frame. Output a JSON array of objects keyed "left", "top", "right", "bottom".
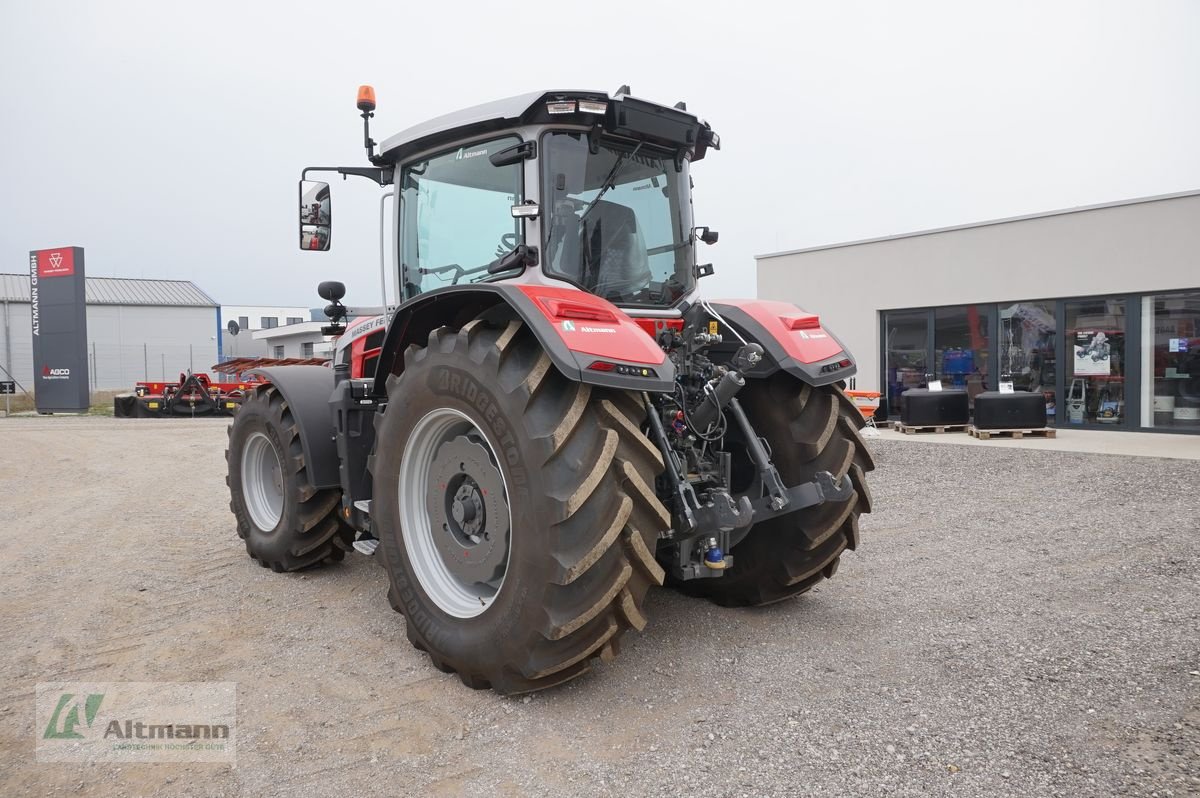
[
  {"left": 219, "top": 305, "right": 313, "bottom": 360},
  {"left": 0, "top": 274, "right": 220, "bottom": 391},
  {"left": 248, "top": 306, "right": 389, "bottom": 360},
  {"left": 756, "top": 190, "right": 1200, "bottom": 434},
  {"left": 221, "top": 304, "right": 312, "bottom": 333},
  {"left": 252, "top": 321, "right": 334, "bottom": 360}
]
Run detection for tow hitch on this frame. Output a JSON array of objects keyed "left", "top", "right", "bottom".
[{"left": 747, "top": 470, "right": 855, "bottom": 525}]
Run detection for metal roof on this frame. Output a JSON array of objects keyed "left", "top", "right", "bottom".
[
  {"left": 756, "top": 188, "right": 1200, "bottom": 260},
  {"left": 0, "top": 273, "right": 218, "bottom": 306}
]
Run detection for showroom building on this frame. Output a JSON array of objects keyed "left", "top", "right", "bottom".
[{"left": 756, "top": 189, "right": 1200, "bottom": 433}]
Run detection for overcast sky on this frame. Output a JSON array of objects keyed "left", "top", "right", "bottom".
[{"left": 2, "top": 1, "right": 1197, "bottom": 308}]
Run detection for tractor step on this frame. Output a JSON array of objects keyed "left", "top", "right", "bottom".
[
  {"left": 351, "top": 501, "right": 377, "bottom": 554},
  {"left": 352, "top": 538, "right": 379, "bottom": 556}
]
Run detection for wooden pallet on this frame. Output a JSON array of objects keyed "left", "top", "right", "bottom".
[
  {"left": 894, "top": 422, "right": 968, "bottom": 435},
  {"left": 967, "top": 425, "right": 1057, "bottom": 440}
]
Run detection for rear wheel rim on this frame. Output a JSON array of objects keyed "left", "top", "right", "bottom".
[
  {"left": 242, "top": 431, "right": 284, "bottom": 531},
  {"left": 399, "top": 408, "right": 512, "bottom": 619}
]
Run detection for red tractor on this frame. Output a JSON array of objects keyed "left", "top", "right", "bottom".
[{"left": 225, "top": 86, "right": 874, "bottom": 693}]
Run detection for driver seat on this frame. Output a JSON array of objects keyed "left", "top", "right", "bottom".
[{"left": 581, "top": 201, "right": 651, "bottom": 300}]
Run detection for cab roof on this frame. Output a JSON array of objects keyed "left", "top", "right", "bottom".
[{"left": 378, "top": 89, "right": 713, "bottom": 165}]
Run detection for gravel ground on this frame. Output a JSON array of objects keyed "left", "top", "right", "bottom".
[{"left": 0, "top": 417, "right": 1197, "bottom": 797}]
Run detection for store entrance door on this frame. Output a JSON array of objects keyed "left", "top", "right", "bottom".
[
  {"left": 882, "top": 310, "right": 930, "bottom": 418},
  {"left": 1064, "top": 297, "right": 1129, "bottom": 427},
  {"left": 1000, "top": 301, "right": 1057, "bottom": 424}
]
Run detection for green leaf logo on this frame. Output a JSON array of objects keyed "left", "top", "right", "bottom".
[{"left": 44, "top": 693, "right": 104, "bottom": 739}]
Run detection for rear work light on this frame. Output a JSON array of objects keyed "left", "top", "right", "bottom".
[
  {"left": 577, "top": 100, "right": 607, "bottom": 114},
  {"left": 782, "top": 314, "right": 821, "bottom": 330},
  {"left": 542, "top": 298, "right": 618, "bottom": 323},
  {"left": 589, "top": 361, "right": 657, "bottom": 378},
  {"left": 546, "top": 100, "right": 576, "bottom": 114}
]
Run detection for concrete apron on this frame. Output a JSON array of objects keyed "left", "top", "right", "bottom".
[{"left": 873, "top": 426, "right": 1200, "bottom": 461}]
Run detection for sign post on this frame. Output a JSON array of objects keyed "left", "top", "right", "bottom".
[
  {"left": 29, "top": 247, "right": 90, "bottom": 414},
  {"left": 0, "top": 380, "right": 14, "bottom": 416}
]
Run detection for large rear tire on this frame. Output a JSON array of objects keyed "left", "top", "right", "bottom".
[
  {"left": 675, "top": 375, "right": 874, "bottom": 606},
  {"left": 226, "top": 385, "right": 353, "bottom": 572},
  {"left": 372, "top": 320, "right": 668, "bottom": 694}
]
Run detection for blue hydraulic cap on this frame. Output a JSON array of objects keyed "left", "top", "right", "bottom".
[{"left": 704, "top": 545, "right": 726, "bottom": 570}]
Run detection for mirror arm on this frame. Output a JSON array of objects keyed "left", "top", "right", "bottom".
[
  {"left": 487, "top": 245, "right": 538, "bottom": 275},
  {"left": 302, "top": 166, "right": 393, "bottom": 187},
  {"left": 362, "top": 109, "right": 378, "bottom": 163},
  {"left": 489, "top": 140, "right": 536, "bottom": 167}
]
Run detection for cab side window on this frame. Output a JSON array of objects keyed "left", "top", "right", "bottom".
[{"left": 400, "top": 137, "right": 523, "bottom": 299}]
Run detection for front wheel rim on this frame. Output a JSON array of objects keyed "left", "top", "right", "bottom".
[
  {"left": 399, "top": 408, "right": 513, "bottom": 619},
  {"left": 241, "top": 430, "right": 284, "bottom": 531}
]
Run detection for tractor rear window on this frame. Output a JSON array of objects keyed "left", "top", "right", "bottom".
[
  {"left": 399, "top": 136, "right": 524, "bottom": 299},
  {"left": 542, "top": 132, "right": 694, "bottom": 307}
]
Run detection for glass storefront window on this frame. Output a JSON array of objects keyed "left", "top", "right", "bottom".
[
  {"left": 934, "top": 305, "right": 990, "bottom": 403},
  {"left": 999, "top": 301, "right": 1057, "bottom": 423},
  {"left": 1144, "top": 291, "right": 1200, "bottom": 429},
  {"left": 881, "top": 291, "right": 1200, "bottom": 434},
  {"left": 1065, "top": 298, "right": 1127, "bottom": 425},
  {"left": 883, "top": 310, "right": 928, "bottom": 417}
]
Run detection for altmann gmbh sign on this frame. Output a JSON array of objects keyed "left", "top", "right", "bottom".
[{"left": 29, "top": 247, "right": 89, "bottom": 413}]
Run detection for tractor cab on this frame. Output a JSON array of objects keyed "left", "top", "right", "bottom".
[{"left": 299, "top": 88, "right": 720, "bottom": 312}]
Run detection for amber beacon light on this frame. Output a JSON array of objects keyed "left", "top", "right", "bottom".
[{"left": 357, "top": 85, "right": 377, "bottom": 113}]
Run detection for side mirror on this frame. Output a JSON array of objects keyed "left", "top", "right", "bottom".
[
  {"left": 299, "top": 180, "right": 331, "bottom": 251},
  {"left": 317, "top": 280, "right": 346, "bottom": 301}
]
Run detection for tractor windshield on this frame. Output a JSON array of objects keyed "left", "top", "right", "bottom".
[{"left": 542, "top": 132, "right": 694, "bottom": 307}]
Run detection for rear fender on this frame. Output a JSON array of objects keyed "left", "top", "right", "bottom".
[
  {"left": 710, "top": 299, "right": 857, "bottom": 386},
  {"left": 373, "top": 285, "right": 675, "bottom": 395},
  {"left": 246, "top": 365, "right": 340, "bottom": 489}
]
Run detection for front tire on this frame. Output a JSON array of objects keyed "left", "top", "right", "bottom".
[
  {"left": 676, "top": 375, "right": 875, "bottom": 606},
  {"left": 372, "top": 320, "right": 668, "bottom": 694},
  {"left": 226, "top": 385, "right": 353, "bottom": 571}
]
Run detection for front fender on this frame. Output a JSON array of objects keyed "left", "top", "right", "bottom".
[{"left": 710, "top": 299, "right": 857, "bottom": 386}]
